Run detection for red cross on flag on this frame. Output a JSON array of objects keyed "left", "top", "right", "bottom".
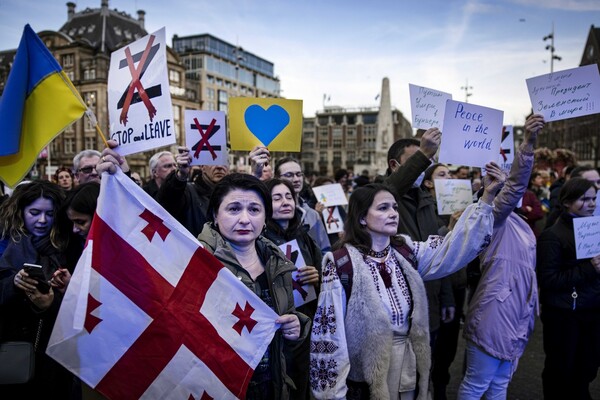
[{"left": 47, "top": 170, "right": 279, "bottom": 399}]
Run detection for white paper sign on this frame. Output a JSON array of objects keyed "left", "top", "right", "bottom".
[
  {"left": 409, "top": 84, "right": 452, "bottom": 130},
  {"left": 108, "top": 27, "right": 175, "bottom": 155},
  {"left": 322, "top": 206, "right": 345, "bottom": 234},
  {"left": 278, "top": 240, "right": 317, "bottom": 307},
  {"left": 439, "top": 100, "right": 503, "bottom": 168},
  {"left": 498, "top": 125, "right": 514, "bottom": 174},
  {"left": 572, "top": 216, "right": 600, "bottom": 259},
  {"left": 434, "top": 179, "right": 473, "bottom": 215},
  {"left": 526, "top": 64, "right": 600, "bottom": 122},
  {"left": 312, "top": 183, "right": 348, "bottom": 206},
  {"left": 184, "top": 110, "right": 228, "bottom": 165}
]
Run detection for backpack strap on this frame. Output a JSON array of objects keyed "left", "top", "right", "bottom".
[
  {"left": 393, "top": 242, "right": 418, "bottom": 270},
  {"left": 332, "top": 246, "right": 353, "bottom": 301}
]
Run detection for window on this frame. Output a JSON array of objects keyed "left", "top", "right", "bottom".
[
  {"left": 347, "top": 138, "right": 356, "bottom": 148},
  {"left": 319, "top": 139, "right": 328, "bottom": 148},
  {"left": 218, "top": 90, "right": 228, "bottom": 112},
  {"left": 333, "top": 151, "right": 342, "bottom": 162},
  {"left": 206, "top": 88, "right": 215, "bottom": 100},
  {"left": 332, "top": 127, "right": 342, "bottom": 137},
  {"left": 169, "top": 69, "right": 180, "bottom": 84},
  {"left": 347, "top": 151, "right": 356, "bottom": 161},
  {"left": 66, "top": 70, "right": 75, "bottom": 81},
  {"left": 84, "top": 137, "right": 96, "bottom": 149},
  {"left": 347, "top": 127, "right": 355, "bottom": 136},
  {"left": 363, "top": 125, "right": 376, "bottom": 136},
  {"left": 333, "top": 139, "right": 342, "bottom": 148},
  {"left": 83, "top": 92, "right": 96, "bottom": 113},
  {"left": 64, "top": 138, "right": 75, "bottom": 154},
  {"left": 319, "top": 151, "right": 328, "bottom": 162},
  {"left": 207, "top": 75, "right": 215, "bottom": 84},
  {"left": 319, "top": 127, "right": 328, "bottom": 136},
  {"left": 61, "top": 54, "right": 74, "bottom": 68},
  {"left": 83, "top": 68, "right": 96, "bottom": 80}
]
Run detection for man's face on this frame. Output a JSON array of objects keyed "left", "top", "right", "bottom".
[
  {"left": 278, "top": 161, "right": 304, "bottom": 194},
  {"left": 398, "top": 145, "right": 419, "bottom": 167},
  {"left": 456, "top": 168, "right": 469, "bottom": 180},
  {"left": 153, "top": 154, "right": 176, "bottom": 187},
  {"left": 77, "top": 155, "right": 100, "bottom": 184},
  {"left": 201, "top": 165, "right": 230, "bottom": 184}
]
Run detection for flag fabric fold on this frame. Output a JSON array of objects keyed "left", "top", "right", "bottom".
[
  {"left": 47, "top": 170, "right": 279, "bottom": 400},
  {"left": 0, "top": 24, "right": 86, "bottom": 186}
]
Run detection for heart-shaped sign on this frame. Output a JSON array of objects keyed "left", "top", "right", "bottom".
[{"left": 244, "top": 104, "right": 290, "bottom": 146}]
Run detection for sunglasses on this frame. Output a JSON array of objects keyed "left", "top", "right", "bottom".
[{"left": 78, "top": 166, "right": 97, "bottom": 175}]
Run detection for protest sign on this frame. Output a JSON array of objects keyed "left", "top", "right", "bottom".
[
  {"left": 108, "top": 27, "right": 175, "bottom": 155},
  {"left": 526, "top": 64, "right": 600, "bottom": 122},
  {"left": 311, "top": 183, "right": 348, "bottom": 207},
  {"left": 438, "top": 100, "right": 503, "bottom": 168},
  {"left": 498, "top": 125, "right": 514, "bottom": 174},
  {"left": 409, "top": 84, "right": 452, "bottom": 130},
  {"left": 278, "top": 240, "right": 317, "bottom": 308},
  {"left": 184, "top": 110, "right": 228, "bottom": 166},
  {"left": 229, "top": 97, "right": 303, "bottom": 151},
  {"left": 434, "top": 179, "right": 473, "bottom": 215},
  {"left": 572, "top": 216, "right": 600, "bottom": 259},
  {"left": 322, "top": 206, "right": 344, "bottom": 234}
]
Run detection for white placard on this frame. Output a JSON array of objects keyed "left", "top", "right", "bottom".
[
  {"left": 278, "top": 240, "right": 317, "bottom": 307},
  {"left": 108, "top": 27, "right": 175, "bottom": 155},
  {"left": 498, "top": 125, "right": 514, "bottom": 174},
  {"left": 434, "top": 179, "right": 473, "bottom": 215},
  {"left": 312, "top": 183, "right": 348, "bottom": 206},
  {"left": 572, "top": 216, "right": 600, "bottom": 260},
  {"left": 438, "top": 100, "right": 503, "bottom": 168},
  {"left": 322, "top": 206, "right": 344, "bottom": 234},
  {"left": 409, "top": 84, "right": 452, "bottom": 130},
  {"left": 184, "top": 110, "right": 228, "bottom": 165},
  {"left": 526, "top": 64, "right": 600, "bottom": 122}
]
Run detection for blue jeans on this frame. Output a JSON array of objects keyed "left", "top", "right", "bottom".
[{"left": 457, "top": 341, "right": 518, "bottom": 400}]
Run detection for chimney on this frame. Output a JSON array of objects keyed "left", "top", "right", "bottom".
[
  {"left": 137, "top": 10, "right": 146, "bottom": 29},
  {"left": 66, "top": 2, "right": 76, "bottom": 21}
]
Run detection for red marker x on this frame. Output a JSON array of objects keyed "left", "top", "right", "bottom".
[
  {"left": 326, "top": 207, "right": 339, "bottom": 229},
  {"left": 193, "top": 118, "right": 218, "bottom": 160},
  {"left": 120, "top": 35, "right": 157, "bottom": 126},
  {"left": 285, "top": 245, "right": 309, "bottom": 300}
]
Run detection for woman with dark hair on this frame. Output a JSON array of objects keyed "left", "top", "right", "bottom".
[
  {"left": 64, "top": 182, "right": 100, "bottom": 241},
  {"left": 311, "top": 163, "right": 505, "bottom": 400},
  {"left": 197, "top": 173, "right": 310, "bottom": 399},
  {"left": 537, "top": 177, "right": 600, "bottom": 400},
  {"left": 264, "top": 178, "right": 321, "bottom": 399},
  {"left": 0, "top": 181, "right": 79, "bottom": 397},
  {"left": 53, "top": 167, "right": 74, "bottom": 191}
]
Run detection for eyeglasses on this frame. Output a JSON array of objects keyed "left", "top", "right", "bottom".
[
  {"left": 280, "top": 172, "right": 304, "bottom": 179},
  {"left": 78, "top": 166, "right": 97, "bottom": 175}
]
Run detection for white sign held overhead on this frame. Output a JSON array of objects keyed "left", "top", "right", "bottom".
[
  {"left": 526, "top": 64, "right": 600, "bottom": 122},
  {"left": 108, "top": 27, "right": 175, "bottom": 156},
  {"left": 184, "top": 110, "right": 228, "bottom": 166},
  {"left": 438, "top": 100, "right": 503, "bottom": 168},
  {"left": 312, "top": 183, "right": 348, "bottom": 207},
  {"left": 498, "top": 125, "right": 514, "bottom": 174},
  {"left": 434, "top": 179, "right": 473, "bottom": 215},
  {"left": 409, "top": 84, "right": 452, "bottom": 130}
]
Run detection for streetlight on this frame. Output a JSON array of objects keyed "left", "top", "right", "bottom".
[
  {"left": 543, "top": 23, "right": 562, "bottom": 73},
  {"left": 461, "top": 79, "right": 473, "bottom": 103}
]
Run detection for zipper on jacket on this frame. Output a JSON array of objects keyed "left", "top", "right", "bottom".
[{"left": 571, "top": 287, "right": 578, "bottom": 310}]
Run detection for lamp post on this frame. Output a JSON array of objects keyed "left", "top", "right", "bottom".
[
  {"left": 543, "top": 23, "right": 562, "bottom": 73},
  {"left": 461, "top": 79, "right": 473, "bottom": 103}
]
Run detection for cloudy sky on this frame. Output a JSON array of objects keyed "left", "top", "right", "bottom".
[{"left": 0, "top": 0, "right": 598, "bottom": 125}]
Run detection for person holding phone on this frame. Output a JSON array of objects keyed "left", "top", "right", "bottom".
[{"left": 0, "top": 181, "right": 79, "bottom": 397}]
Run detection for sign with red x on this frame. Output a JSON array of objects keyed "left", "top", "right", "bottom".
[
  {"left": 184, "top": 110, "right": 228, "bottom": 165},
  {"left": 497, "top": 125, "right": 514, "bottom": 174},
  {"left": 278, "top": 240, "right": 317, "bottom": 308},
  {"left": 107, "top": 27, "right": 175, "bottom": 156}
]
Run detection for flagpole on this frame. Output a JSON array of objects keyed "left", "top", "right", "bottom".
[
  {"left": 47, "top": 144, "right": 52, "bottom": 181},
  {"left": 85, "top": 109, "right": 109, "bottom": 148}
]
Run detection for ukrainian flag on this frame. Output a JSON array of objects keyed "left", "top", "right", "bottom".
[{"left": 0, "top": 24, "right": 86, "bottom": 187}]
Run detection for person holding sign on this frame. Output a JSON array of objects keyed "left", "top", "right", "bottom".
[
  {"left": 264, "top": 178, "right": 321, "bottom": 400},
  {"left": 311, "top": 166, "right": 505, "bottom": 399},
  {"left": 537, "top": 177, "right": 600, "bottom": 400}
]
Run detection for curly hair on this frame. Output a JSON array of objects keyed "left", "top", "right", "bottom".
[{"left": 0, "top": 181, "right": 67, "bottom": 249}]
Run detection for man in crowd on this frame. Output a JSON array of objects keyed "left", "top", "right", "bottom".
[
  {"left": 143, "top": 151, "right": 177, "bottom": 198},
  {"left": 73, "top": 149, "right": 102, "bottom": 185}
]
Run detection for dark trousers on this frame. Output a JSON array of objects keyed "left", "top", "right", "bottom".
[{"left": 541, "top": 306, "right": 600, "bottom": 400}]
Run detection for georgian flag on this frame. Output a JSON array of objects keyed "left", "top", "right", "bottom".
[{"left": 47, "top": 170, "right": 279, "bottom": 399}]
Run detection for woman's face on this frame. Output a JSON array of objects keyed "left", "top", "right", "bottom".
[
  {"left": 432, "top": 165, "right": 451, "bottom": 180},
  {"left": 564, "top": 187, "right": 597, "bottom": 217},
  {"left": 271, "top": 184, "right": 295, "bottom": 222},
  {"left": 23, "top": 197, "right": 55, "bottom": 237},
  {"left": 532, "top": 175, "right": 544, "bottom": 187},
  {"left": 214, "top": 189, "right": 266, "bottom": 246},
  {"left": 57, "top": 171, "right": 73, "bottom": 189},
  {"left": 67, "top": 207, "right": 93, "bottom": 239},
  {"left": 363, "top": 190, "right": 399, "bottom": 240}
]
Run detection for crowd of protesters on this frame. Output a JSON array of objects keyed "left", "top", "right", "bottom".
[{"left": 1, "top": 113, "right": 599, "bottom": 399}]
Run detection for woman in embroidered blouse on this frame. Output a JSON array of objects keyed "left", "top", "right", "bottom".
[{"left": 310, "top": 163, "right": 505, "bottom": 400}]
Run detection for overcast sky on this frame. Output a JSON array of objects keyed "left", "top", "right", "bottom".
[{"left": 0, "top": 0, "right": 598, "bottom": 125}]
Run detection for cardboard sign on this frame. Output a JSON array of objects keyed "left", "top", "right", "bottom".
[
  {"left": 438, "top": 100, "right": 503, "bottom": 168},
  {"left": 526, "top": 64, "right": 600, "bottom": 122},
  {"left": 572, "top": 216, "right": 600, "bottom": 259},
  {"left": 498, "top": 125, "right": 514, "bottom": 174},
  {"left": 108, "top": 27, "right": 175, "bottom": 155},
  {"left": 184, "top": 110, "right": 228, "bottom": 166},
  {"left": 409, "top": 84, "right": 452, "bottom": 130},
  {"left": 278, "top": 240, "right": 317, "bottom": 307},
  {"left": 322, "top": 206, "right": 344, "bottom": 234},
  {"left": 311, "top": 183, "right": 348, "bottom": 207},
  {"left": 228, "top": 97, "right": 303, "bottom": 151},
  {"left": 434, "top": 179, "right": 473, "bottom": 215}
]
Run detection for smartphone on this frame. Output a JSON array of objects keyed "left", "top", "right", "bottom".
[{"left": 23, "top": 263, "right": 50, "bottom": 294}]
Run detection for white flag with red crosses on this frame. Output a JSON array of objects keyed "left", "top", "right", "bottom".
[{"left": 47, "top": 169, "right": 279, "bottom": 400}]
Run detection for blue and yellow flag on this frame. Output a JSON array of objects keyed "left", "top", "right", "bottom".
[{"left": 0, "top": 24, "right": 86, "bottom": 187}]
